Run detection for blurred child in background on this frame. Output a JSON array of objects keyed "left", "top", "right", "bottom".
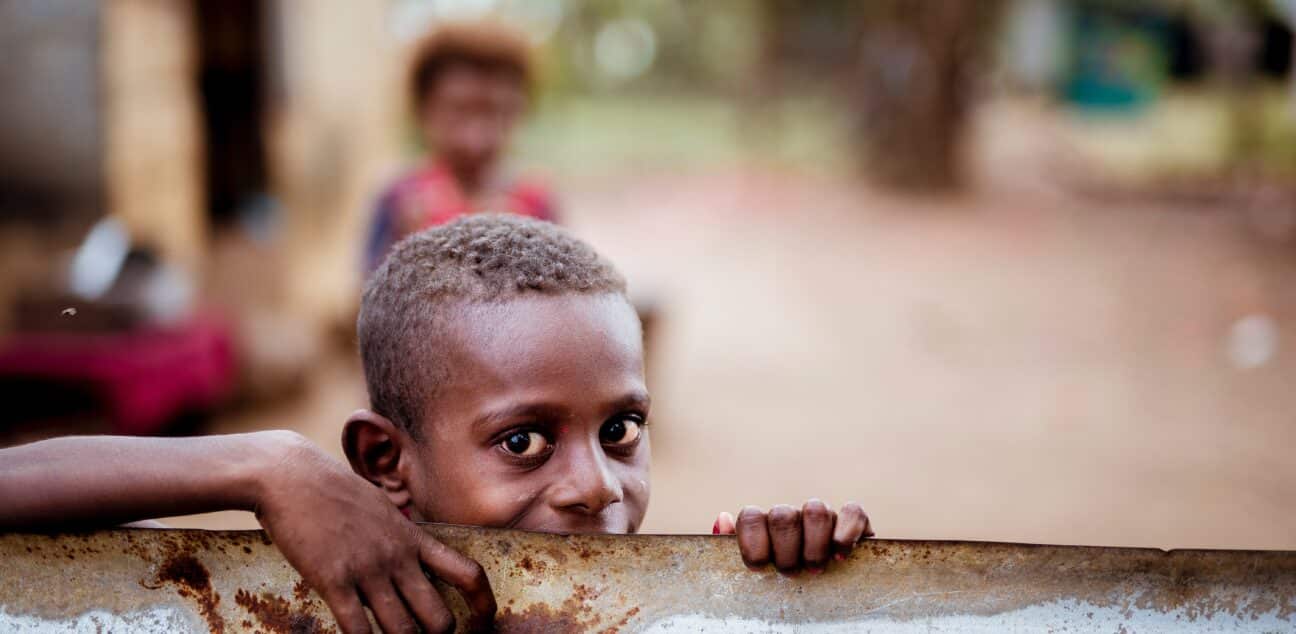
[{"left": 365, "top": 21, "right": 557, "bottom": 274}]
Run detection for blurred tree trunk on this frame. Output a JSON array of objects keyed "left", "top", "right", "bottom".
[{"left": 849, "top": 1, "right": 1004, "bottom": 192}]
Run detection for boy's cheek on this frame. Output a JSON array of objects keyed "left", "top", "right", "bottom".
[
  {"left": 622, "top": 478, "right": 651, "bottom": 533},
  {"left": 421, "top": 478, "right": 545, "bottom": 528}
]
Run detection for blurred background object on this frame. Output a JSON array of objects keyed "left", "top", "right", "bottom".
[{"left": 1, "top": 0, "right": 1294, "bottom": 549}]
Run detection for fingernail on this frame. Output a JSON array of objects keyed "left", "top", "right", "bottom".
[
  {"left": 712, "top": 519, "right": 721, "bottom": 535},
  {"left": 834, "top": 553, "right": 845, "bottom": 561},
  {"left": 807, "top": 566, "right": 823, "bottom": 575}
]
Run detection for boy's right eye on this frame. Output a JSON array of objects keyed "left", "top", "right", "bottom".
[{"left": 501, "top": 431, "right": 550, "bottom": 457}]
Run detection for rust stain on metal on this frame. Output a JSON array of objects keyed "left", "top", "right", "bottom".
[
  {"left": 292, "top": 579, "right": 312, "bottom": 602},
  {"left": 1, "top": 526, "right": 1294, "bottom": 632},
  {"left": 233, "top": 589, "right": 332, "bottom": 634},
  {"left": 496, "top": 582, "right": 639, "bottom": 633},
  {"left": 155, "top": 553, "right": 224, "bottom": 633},
  {"left": 496, "top": 602, "right": 586, "bottom": 633}
]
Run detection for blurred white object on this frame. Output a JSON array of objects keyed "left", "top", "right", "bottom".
[
  {"left": 1002, "top": 0, "right": 1066, "bottom": 90},
  {"left": 595, "top": 18, "right": 656, "bottom": 81},
  {"left": 1225, "top": 313, "right": 1279, "bottom": 369},
  {"left": 139, "top": 264, "right": 195, "bottom": 324},
  {"left": 69, "top": 217, "right": 130, "bottom": 300}
]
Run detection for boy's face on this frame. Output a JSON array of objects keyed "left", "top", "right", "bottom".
[
  {"left": 421, "top": 63, "right": 525, "bottom": 182},
  {"left": 406, "top": 294, "right": 650, "bottom": 534}
]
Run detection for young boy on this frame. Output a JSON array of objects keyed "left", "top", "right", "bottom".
[
  {"left": 0, "top": 215, "right": 872, "bottom": 633},
  {"left": 365, "top": 21, "right": 557, "bottom": 274}
]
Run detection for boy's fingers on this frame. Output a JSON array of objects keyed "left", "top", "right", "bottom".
[
  {"left": 713, "top": 511, "right": 736, "bottom": 535},
  {"left": 394, "top": 564, "right": 456, "bottom": 634},
  {"left": 359, "top": 579, "right": 417, "bottom": 634},
  {"left": 801, "top": 499, "right": 834, "bottom": 571},
  {"left": 318, "top": 586, "right": 371, "bottom": 634},
  {"left": 832, "top": 502, "right": 871, "bottom": 559},
  {"left": 735, "top": 506, "right": 770, "bottom": 568},
  {"left": 418, "top": 535, "right": 497, "bottom": 630},
  {"left": 767, "top": 504, "right": 803, "bottom": 573}
]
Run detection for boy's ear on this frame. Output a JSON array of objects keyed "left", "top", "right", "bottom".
[{"left": 342, "top": 409, "right": 413, "bottom": 510}]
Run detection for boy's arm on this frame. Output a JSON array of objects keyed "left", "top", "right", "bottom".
[
  {"left": 0, "top": 432, "right": 496, "bottom": 634},
  {"left": 0, "top": 432, "right": 284, "bottom": 529}
]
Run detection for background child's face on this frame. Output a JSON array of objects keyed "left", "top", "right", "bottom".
[
  {"left": 407, "top": 294, "right": 650, "bottom": 534},
  {"left": 420, "top": 63, "right": 525, "bottom": 180}
]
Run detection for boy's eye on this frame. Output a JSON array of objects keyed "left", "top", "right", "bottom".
[
  {"left": 501, "top": 431, "right": 549, "bottom": 457},
  {"left": 599, "top": 418, "right": 642, "bottom": 447}
]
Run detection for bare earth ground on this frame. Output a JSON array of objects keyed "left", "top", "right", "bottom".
[{"left": 170, "top": 104, "right": 1296, "bottom": 551}]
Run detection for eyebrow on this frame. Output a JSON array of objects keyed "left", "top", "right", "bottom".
[
  {"left": 607, "top": 391, "right": 651, "bottom": 414},
  {"left": 471, "top": 391, "right": 651, "bottom": 432}
]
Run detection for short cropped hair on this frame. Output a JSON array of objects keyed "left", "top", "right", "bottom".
[
  {"left": 409, "top": 20, "right": 533, "bottom": 113},
  {"left": 359, "top": 214, "right": 627, "bottom": 434}
]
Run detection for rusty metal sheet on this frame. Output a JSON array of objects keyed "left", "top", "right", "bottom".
[{"left": 1, "top": 525, "right": 1294, "bottom": 632}]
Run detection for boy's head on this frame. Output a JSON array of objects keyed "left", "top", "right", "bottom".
[
  {"left": 409, "top": 21, "right": 532, "bottom": 185},
  {"left": 347, "top": 215, "right": 650, "bottom": 534}
]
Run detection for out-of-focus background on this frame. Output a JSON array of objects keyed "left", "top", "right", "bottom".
[{"left": 1, "top": 0, "right": 1294, "bottom": 549}]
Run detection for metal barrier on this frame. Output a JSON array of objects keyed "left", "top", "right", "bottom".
[{"left": 2, "top": 525, "right": 1294, "bottom": 632}]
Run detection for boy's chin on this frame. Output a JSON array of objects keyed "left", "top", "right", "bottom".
[{"left": 517, "top": 515, "right": 637, "bottom": 536}]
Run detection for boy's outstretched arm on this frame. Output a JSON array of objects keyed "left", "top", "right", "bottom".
[
  {"left": 0, "top": 432, "right": 496, "bottom": 634},
  {"left": 0, "top": 432, "right": 289, "bottom": 529}
]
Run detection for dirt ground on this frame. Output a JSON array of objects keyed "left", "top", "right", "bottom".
[{"left": 167, "top": 104, "right": 1296, "bottom": 551}]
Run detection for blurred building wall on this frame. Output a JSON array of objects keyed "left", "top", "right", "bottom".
[
  {"left": 0, "top": 0, "right": 101, "bottom": 223},
  {"left": 103, "top": 0, "right": 206, "bottom": 272},
  {"left": 265, "top": 0, "right": 402, "bottom": 327},
  {"left": 95, "top": 1, "right": 403, "bottom": 331}
]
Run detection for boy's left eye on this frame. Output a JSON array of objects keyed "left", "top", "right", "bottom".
[{"left": 599, "top": 418, "right": 643, "bottom": 447}]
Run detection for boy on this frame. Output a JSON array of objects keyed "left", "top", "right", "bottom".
[
  {"left": 365, "top": 21, "right": 556, "bottom": 274},
  {"left": 0, "top": 215, "right": 872, "bottom": 633}
]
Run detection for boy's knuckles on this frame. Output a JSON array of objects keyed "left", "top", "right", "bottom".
[
  {"left": 767, "top": 506, "right": 801, "bottom": 533},
  {"left": 802, "top": 503, "right": 831, "bottom": 523},
  {"left": 735, "top": 510, "right": 767, "bottom": 532},
  {"left": 350, "top": 560, "right": 388, "bottom": 581},
  {"left": 379, "top": 542, "right": 419, "bottom": 568},
  {"left": 840, "top": 502, "right": 866, "bottom": 518},
  {"left": 313, "top": 561, "right": 354, "bottom": 585}
]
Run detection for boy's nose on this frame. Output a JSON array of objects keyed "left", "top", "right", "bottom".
[{"left": 549, "top": 441, "right": 623, "bottom": 516}]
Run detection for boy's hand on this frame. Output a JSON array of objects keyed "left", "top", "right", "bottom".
[
  {"left": 255, "top": 435, "right": 496, "bottom": 633},
  {"left": 713, "top": 500, "right": 872, "bottom": 575}
]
